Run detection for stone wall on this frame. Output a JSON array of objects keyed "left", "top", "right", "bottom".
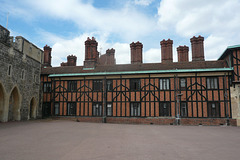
[
  {"left": 0, "top": 25, "right": 43, "bottom": 122},
  {"left": 230, "top": 84, "right": 240, "bottom": 126}
]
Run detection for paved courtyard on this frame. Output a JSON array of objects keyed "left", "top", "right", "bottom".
[{"left": 0, "top": 120, "right": 240, "bottom": 160}]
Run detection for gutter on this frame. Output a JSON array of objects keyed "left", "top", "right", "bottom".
[{"left": 48, "top": 67, "right": 233, "bottom": 78}]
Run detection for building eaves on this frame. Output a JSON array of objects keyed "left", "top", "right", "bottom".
[
  {"left": 218, "top": 44, "right": 240, "bottom": 60},
  {"left": 48, "top": 67, "right": 233, "bottom": 78}
]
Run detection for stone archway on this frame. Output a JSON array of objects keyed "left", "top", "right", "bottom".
[
  {"left": 29, "top": 97, "right": 37, "bottom": 119},
  {"left": 8, "top": 87, "right": 20, "bottom": 121},
  {"left": 0, "top": 83, "right": 5, "bottom": 122}
]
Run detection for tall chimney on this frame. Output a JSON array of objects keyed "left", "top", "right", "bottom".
[
  {"left": 177, "top": 45, "right": 189, "bottom": 62},
  {"left": 84, "top": 37, "right": 99, "bottom": 69},
  {"left": 190, "top": 35, "right": 204, "bottom": 61},
  {"left": 160, "top": 39, "right": 173, "bottom": 63},
  {"left": 98, "top": 48, "right": 116, "bottom": 65},
  {"left": 130, "top": 41, "right": 143, "bottom": 64},
  {"left": 43, "top": 45, "right": 52, "bottom": 67},
  {"left": 105, "top": 48, "right": 116, "bottom": 65},
  {"left": 60, "top": 55, "right": 77, "bottom": 66},
  {"left": 67, "top": 55, "right": 77, "bottom": 66}
]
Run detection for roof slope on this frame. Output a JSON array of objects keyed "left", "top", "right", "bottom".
[{"left": 42, "top": 60, "right": 228, "bottom": 75}]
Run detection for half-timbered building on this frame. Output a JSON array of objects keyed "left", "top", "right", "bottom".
[{"left": 41, "top": 36, "right": 240, "bottom": 126}]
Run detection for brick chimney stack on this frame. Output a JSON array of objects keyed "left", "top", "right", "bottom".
[
  {"left": 177, "top": 45, "right": 189, "bottom": 62},
  {"left": 98, "top": 48, "right": 116, "bottom": 65},
  {"left": 60, "top": 55, "right": 77, "bottom": 66},
  {"left": 67, "top": 55, "right": 77, "bottom": 66},
  {"left": 130, "top": 41, "right": 143, "bottom": 64},
  {"left": 190, "top": 35, "right": 205, "bottom": 61},
  {"left": 84, "top": 37, "right": 99, "bottom": 69},
  {"left": 43, "top": 45, "right": 52, "bottom": 67},
  {"left": 160, "top": 39, "right": 173, "bottom": 63}
]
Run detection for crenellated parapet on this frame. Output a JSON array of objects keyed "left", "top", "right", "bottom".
[{"left": 0, "top": 25, "right": 10, "bottom": 44}]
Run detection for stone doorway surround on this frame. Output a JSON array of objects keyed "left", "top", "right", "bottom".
[
  {"left": 231, "top": 84, "right": 240, "bottom": 126},
  {"left": 29, "top": 97, "right": 37, "bottom": 119},
  {"left": 7, "top": 86, "right": 21, "bottom": 121}
]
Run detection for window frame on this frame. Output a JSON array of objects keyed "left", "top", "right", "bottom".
[
  {"left": 68, "top": 81, "right": 77, "bottom": 92},
  {"left": 21, "top": 69, "right": 25, "bottom": 80},
  {"left": 130, "top": 79, "right": 141, "bottom": 91},
  {"left": 179, "top": 78, "right": 186, "bottom": 90},
  {"left": 93, "top": 80, "right": 103, "bottom": 91},
  {"left": 159, "top": 102, "right": 170, "bottom": 117},
  {"left": 43, "top": 82, "right": 52, "bottom": 93},
  {"left": 208, "top": 102, "right": 220, "bottom": 118},
  {"left": 7, "top": 64, "right": 12, "bottom": 77},
  {"left": 107, "top": 103, "right": 112, "bottom": 116},
  {"left": 180, "top": 102, "right": 187, "bottom": 117},
  {"left": 92, "top": 103, "right": 103, "bottom": 116},
  {"left": 130, "top": 102, "right": 141, "bottom": 117},
  {"left": 54, "top": 103, "right": 60, "bottom": 116},
  {"left": 67, "top": 102, "right": 76, "bottom": 116},
  {"left": 106, "top": 80, "right": 113, "bottom": 91},
  {"left": 207, "top": 77, "right": 218, "bottom": 90},
  {"left": 159, "top": 78, "right": 170, "bottom": 90}
]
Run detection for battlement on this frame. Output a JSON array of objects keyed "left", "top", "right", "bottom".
[
  {"left": 0, "top": 25, "right": 43, "bottom": 63},
  {"left": 0, "top": 25, "right": 10, "bottom": 44}
]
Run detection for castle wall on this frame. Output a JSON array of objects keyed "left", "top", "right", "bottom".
[{"left": 0, "top": 25, "right": 42, "bottom": 122}]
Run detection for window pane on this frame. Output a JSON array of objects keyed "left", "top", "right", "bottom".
[
  {"left": 160, "top": 78, "right": 169, "bottom": 90},
  {"left": 214, "top": 78, "right": 217, "bottom": 89},
  {"left": 207, "top": 78, "right": 218, "bottom": 89},
  {"left": 107, "top": 80, "right": 113, "bottom": 91},
  {"left": 54, "top": 103, "right": 59, "bottom": 115},
  {"left": 93, "top": 103, "right": 102, "bottom": 116},
  {"left": 180, "top": 78, "right": 186, "bottom": 89},
  {"left": 160, "top": 79, "right": 163, "bottom": 90},
  {"left": 67, "top": 103, "right": 76, "bottom": 116},
  {"left": 167, "top": 79, "right": 170, "bottom": 90},
  {"left": 93, "top": 80, "right": 102, "bottom": 91},
  {"left": 130, "top": 79, "right": 140, "bottom": 91},
  {"left": 208, "top": 102, "right": 219, "bottom": 117},
  {"left": 107, "top": 104, "right": 112, "bottom": 116},
  {"left": 68, "top": 81, "right": 77, "bottom": 91},
  {"left": 93, "top": 105, "right": 96, "bottom": 116},
  {"left": 160, "top": 103, "right": 170, "bottom": 116},
  {"left": 131, "top": 103, "right": 140, "bottom": 116},
  {"left": 207, "top": 78, "right": 210, "bottom": 89},
  {"left": 180, "top": 103, "right": 187, "bottom": 117}
]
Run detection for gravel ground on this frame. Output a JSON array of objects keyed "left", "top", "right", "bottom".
[{"left": 0, "top": 120, "right": 239, "bottom": 160}]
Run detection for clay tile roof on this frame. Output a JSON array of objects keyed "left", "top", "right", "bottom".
[{"left": 41, "top": 60, "right": 228, "bottom": 75}]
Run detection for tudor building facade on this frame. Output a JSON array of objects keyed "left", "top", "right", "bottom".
[{"left": 41, "top": 36, "right": 240, "bottom": 126}]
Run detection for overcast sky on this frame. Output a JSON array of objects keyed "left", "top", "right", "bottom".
[{"left": 0, "top": 0, "right": 240, "bottom": 66}]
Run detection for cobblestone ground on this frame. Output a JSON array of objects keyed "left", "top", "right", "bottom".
[{"left": 0, "top": 120, "right": 240, "bottom": 160}]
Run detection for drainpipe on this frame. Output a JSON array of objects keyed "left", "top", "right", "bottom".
[
  {"left": 224, "top": 73, "right": 230, "bottom": 125},
  {"left": 175, "top": 74, "right": 182, "bottom": 125},
  {"left": 102, "top": 76, "right": 107, "bottom": 123},
  {"left": 176, "top": 93, "right": 183, "bottom": 125}
]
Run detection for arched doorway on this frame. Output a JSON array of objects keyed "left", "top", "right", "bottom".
[
  {"left": 29, "top": 97, "right": 37, "bottom": 119},
  {"left": 0, "top": 83, "right": 5, "bottom": 122},
  {"left": 8, "top": 87, "right": 20, "bottom": 121}
]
